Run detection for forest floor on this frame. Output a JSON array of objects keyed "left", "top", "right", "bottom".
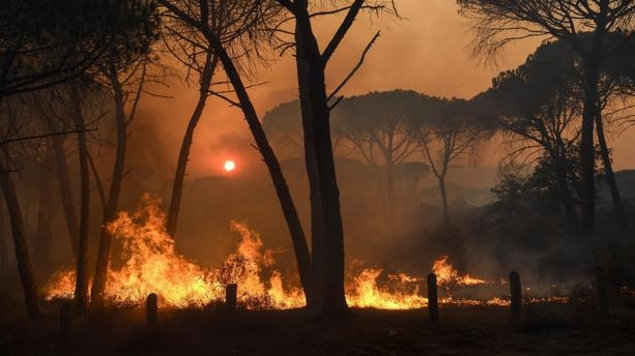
[{"left": 1, "top": 300, "right": 635, "bottom": 355}]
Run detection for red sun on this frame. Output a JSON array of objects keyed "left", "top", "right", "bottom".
[{"left": 223, "top": 160, "right": 236, "bottom": 172}]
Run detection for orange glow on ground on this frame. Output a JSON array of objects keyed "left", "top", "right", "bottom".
[
  {"left": 224, "top": 160, "right": 236, "bottom": 172},
  {"left": 45, "top": 200, "right": 569, "bottom": 310}
]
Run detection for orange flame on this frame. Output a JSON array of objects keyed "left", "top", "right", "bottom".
[
  {"left": 46, "top": 201, "right": 303, "bottom": 309},
  {"left": 45, "top": 200, "right": 568, "bottom": 310},
  {"left": 432, "top": 255, "right": 488, "bottom": 286}
]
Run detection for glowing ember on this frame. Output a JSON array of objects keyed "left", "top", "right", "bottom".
[{"left": 224, "top": 160, "right": 236, "bottom": 172}]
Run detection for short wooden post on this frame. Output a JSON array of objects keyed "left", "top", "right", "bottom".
[
  {"left": 596, "top": 267, "right": 610, "bottom": 318},
  {"left": 146, "top": 293, "right": 158, "bottom": 332},
  {"left": 509, "top": 271, "right": 521, "bottom": 321},
  {"left": 59, "top": 302, "right": 72, "bottom": 349},
  {"left": 225, "top": 284, "right": 237, "bottom": 314},
  {"left": 427, "top": 273, "right": 439, "bottom": 321}
]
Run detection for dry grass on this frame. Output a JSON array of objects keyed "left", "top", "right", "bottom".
[{"left": 1, "top": 301, "right": 634, "bottom": 355}]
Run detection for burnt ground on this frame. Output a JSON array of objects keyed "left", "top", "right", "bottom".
[{"left": 1, "top": 301, "right": 634, "bottom": 355}]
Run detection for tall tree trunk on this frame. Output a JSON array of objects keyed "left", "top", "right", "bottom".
[
  {"left": 579, "top": 58, "right": 600, "bottom": 234},
  {"left": 295, "top": 29, "right": 326, "bottom": 312},
  {"left": 438, "top": 174, "right": 449, "bottom": 224},
  {"left": 52, "top": 136, "right": 79, "bottom": 259},
  {"left": 71, "top": 85, "right": 90, "bottom": 315},
  {"left": 34, "top": 170, "right": 54, "bottom": 278},
  {"left": 210, "top": 39, "right": 315, "bottom": 308},
  {"left": 582, "top": 51, "right": 610, "bottom": 317},
  {"left": 166, "top": 53, "right": 216, "bottom": 238},
  {"left": 595, "top": 114, "right": 627, "bottom": 228},
  {"left": 550, "top": 150, "right": 578, "bottom": 229},
  {"left": 0, "top": 159, "right": 41, "bottom": 318},
  {"left": 295, "top": 7, "right": 348, "bottom": 317},
  {"left": 91, "top": 68, "right": 128, "bottom": 309}
]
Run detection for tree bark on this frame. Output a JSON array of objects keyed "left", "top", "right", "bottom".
[
  {"left": 0, "top": 195, "right": 8, "bottom": 276},
  {"left": 579, "top": 58, "right": 600, "bottom": 234},
  {"left": 595, "top": 113, "right": 627, "bottom": 228},
  {"left": 166, "top": 53, "right": 216, "bottom": 238},
  {"left": 439, "top": 175, "right": 449, "bottom": 224},
  {"left": 209, "top": 37, "right": 315, "bottom": 309},
  {"left": 34, "top": 169, "right": 54, "bottom": 277},
  {"left": 71, "top": 85, "right": 90, "bottom": 315},
  {"left": 91, "top": 68, "right": 128, "bottom": 309},
  {"left": 385, "top": 159, "right": 395, "bottom": 222},
  {"left": 294, "top": 4, "right": 349, "bottom": 317},
  {"left": 295, "top": 24, "right": 326, "bottom": 312},
  {"left": 52, "top": 136, "right": 79, "bottom": 259},
  {"left": 550, "top": 150, "right": 578, "bottom": 229},
  {"left": 0, "top": 158, "right": 41, "bottom": 318}
]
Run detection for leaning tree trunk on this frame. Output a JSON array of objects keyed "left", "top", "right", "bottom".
[
  {"left": 595, "top": 113, "right": 627, "bottom": 229},
  {"left": 91, "top": 67, "right": 128, "bottom": 309},
  {"left": 0, "top": 159, "right": 41, "bottom": 318},
  {"left": 209, "top": 38, "right": 316, "bottom": 309},
  {"left": 295, "top": 7, "right": 349, "bottom": 317},
  {"left": 166, "top": 53, "right": 217, "bottom": 238},
  {"left": 52, "top": 136, "right": 79, "bottom": 259},
  {"left": 71, "top": 85, "right": 91, "bottom": 315}
]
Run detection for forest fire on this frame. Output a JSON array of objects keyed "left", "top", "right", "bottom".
[{"left": 45, "top": 202, "right": 564, "bottom": 310}]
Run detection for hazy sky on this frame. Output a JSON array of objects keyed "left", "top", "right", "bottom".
[{"left": 135, "top": 0, "right": 634, "bottom": 181}]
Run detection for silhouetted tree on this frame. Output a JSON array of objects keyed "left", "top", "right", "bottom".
[
  {"left": 479, "top": 48, "right": 583, "bottom": 229},
  {"left": 68, "top": 82, "right": 92, "bottom": 315},
  {"left": 273, "top": 0, "right": 396, "bottom": 317},
  {"left": 334, "top": 91, "right": 421, "bottom": 220},
  {"left": 0, "top": 0, "right": 150, "bottom": 98},
  {"left": 415, "top": 98, "right": 488, "bottom": 224},
  {"left": 159, "top": 0, "right": 316, "bottom": 308},
  {"left": 458, "top": 0, "right": 635, "bottom": 235},
  {"left": 90, "top": 1, "right": 161, "bottom": 309}
]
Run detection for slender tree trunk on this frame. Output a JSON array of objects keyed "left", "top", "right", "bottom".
[
  {"left": 595, "top": 114, "right": 627, "bottom": 228},
  {"left": 34, "top": 169, "right": 54, "bottom": 278},
  {"left": 0, "top": 195, "right": 8, "bottom": 276},
  {"left": 91, "top": 68, "right": 128, "bottom": 309},
  {"left": 550, "top": 150, "right": 578, "bottom": 229},
  {"left": 385, "top": 159, "right": 395, "bottom": 222},
  {"left": 582, "top": 52, "right": 610, "bottom": 317},
  {"left": 210, "top": 38, "right": 315, "bottom": 308},
  {"left": 52, "top": 136, "right": 79, "bottom": 259},
  {"left": 0, "top": 159, "right": 41, "bottom": 318},
  {"left": 295, "top": 7, "right": 348, "bottom": 317},
  {"left": 166, "top": 53, "right": 216, "bottom": 238},
  {"left": 71, "top": 85, "right": 90, "bottom": 315},
  {"left": 579, "top": 58, "right": 600, "bottom": 234},
  {"left": 438, "top": 174, "right": 449, "bottom": 224}
]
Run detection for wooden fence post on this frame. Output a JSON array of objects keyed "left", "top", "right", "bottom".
[
  {"left": 146, "top": 293, "right": 158, "bottom": 332},
  {"left": 59, "top": 302, "right": 72, "bottom": 349},
  {"left": 427, "top": 273, "right": 439, "bottom": 321},
  {"left": 225, "top": 284, "right": 237, "bottom": 314},
  {"left": 509, "top": 271, "right": 521, "bottom": 321}
]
